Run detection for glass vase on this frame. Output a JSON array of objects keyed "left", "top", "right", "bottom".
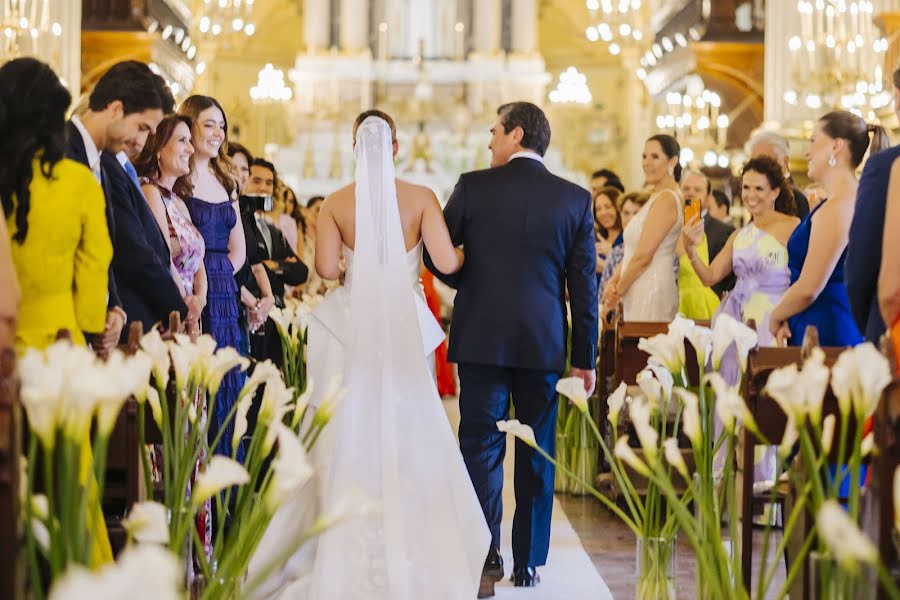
[
  {"left": 554, "top": 431, "right": 570, "bottom": 493},
  {"left": 568, "top": 418, "right": 598, "bottom": 496},
  {"left": 808, "top": 551, "right": 874, "bottom": 600},
  {"left": 636, "top": 535, "right": 677, "bottom": 600}
]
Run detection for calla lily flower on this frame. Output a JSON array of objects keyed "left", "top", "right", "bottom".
[
  {"left": 816, "top": 500, "right": 878, "bottom": 568},
  {"left": 290, "top": 379, "right": 316, "bottom": 430},
  {"left": 607, "top": 381, "right": 628, "bottom": 429},
  {"left": 497, "top": 419, "right": 537, "bottom": 448},
  {"left": 238, "top": 359, "right": 282, "bottom": 401},
  {"left": 556, "top": 376, "right": 589, "bottom": 414},
  {"left": 123, "top": 501, "right": 170, "bottom": 545},
  {"left": 647, "top": 358, "right": 674, "bottom": 403},
  {"left": 204, "top": 347, "right": 250, "bottom": 398},
  {"left": 663, "top": 438, "right": 689, "bottom": 481},
  {"left": 192, "top": 456, "right": 250, "bottom": 507},
  {"left": 232, "top": 395, "right": 254, "bottom": 452},
  {"left": 636, "top": 369, "right": 663, "bottom": 412},
  {"left": 312, "top": 375, "right": 347, "bottom": 428},
  {"left": 799, "top": 347, "right": 830, "bottom": 427},
  {"left": 685, "top": 325, "right": 713, "bottom": 370},
  {"left": 265, "top": 424, "right": 315, "bottom": 511},
  {"left": 146, "top": 387, "right": 163, "bottom": 429},
  {"left": 310, "top": 488, "right": 381, "bottom": 535},
  {"left": 140, "top": 329, "right": 171, "bottom": 390},
  {"left": 629, "top": 397, "right": 659, "bottom": 464},
  {"left": 615, "top": 435, "right": 650, "bottom": 477},
  {"left": 765, "top": 363, "right": 804, "bottom": 422},
  {"left": 707, "top": 372, "right": 758, "bottom": 435},
  {"left": 667, "top": 315, "right": 694, "bottom": 367},
  {"left": 778, "top": 414, "right": 799, "bottom": 460},
  {"left": 821, "top": 414, "right": 836, "bottom": 455},
  {"left": 18, "top": 347, "right": 62, "bottom": 450},
  {"left": 259, "top": 377, "right": 294, "bottom": 426},
  {"left": 861, "top": 432, "right": 874, "bottom": 457},
  {"left": 673, "top": 388, "right": 702, "bottom": 448},
  {"left": 638, "top": 332, "right": 683, "bottom": 374}
]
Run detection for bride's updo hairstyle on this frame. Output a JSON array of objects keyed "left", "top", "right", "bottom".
[
  {"left": 819, "top": 110, "right": 890, "bottom": 168},
  {"left": 353, "top": 109, "right": 396, "bottom": 144}
]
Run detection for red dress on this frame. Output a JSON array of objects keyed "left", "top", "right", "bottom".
[{"left": 421, "top": 268, "right": 456, "bottom": 397}]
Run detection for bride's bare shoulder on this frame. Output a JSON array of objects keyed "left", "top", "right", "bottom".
[
  {"left": 325, "top": 182, "right": 355, "bottom": 206},
  {"left": 395, "top": 179, "right": 437, "bottom": 206}
]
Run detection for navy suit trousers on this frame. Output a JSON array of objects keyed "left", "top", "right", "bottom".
[{"left": 457, "top": 363, "right": 561, "bottom": 568}]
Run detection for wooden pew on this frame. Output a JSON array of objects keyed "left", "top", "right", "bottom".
[
  {"left": 0, "top": 346, "right": 22, "bottom": 600},
  {"left": 873, "top": 336, "right": 900, "bottom": 600},
  {"left": 739, "top": 327, "right": 847, "bottom": 596}
]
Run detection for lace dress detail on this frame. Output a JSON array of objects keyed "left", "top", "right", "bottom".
[
  {"left": 620, "top": 189, "right": 683, "bottom": 321},
  {"left": 184, "top": 196, "right": 246, "bottom": 462}
]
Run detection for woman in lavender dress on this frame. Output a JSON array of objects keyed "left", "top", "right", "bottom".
[
  {"left": 136, "top": 114, "right": 213, "bottom": 559},
  {"left": 682, "top": 156, "right": 799, "bottom": 486},
  {"left": 178, "top": 96, "right": 248, "bottom": 462}
]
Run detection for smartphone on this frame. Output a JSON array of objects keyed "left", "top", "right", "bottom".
[{"left": 684, "top": 197, "right": 702, "bottom": 224}]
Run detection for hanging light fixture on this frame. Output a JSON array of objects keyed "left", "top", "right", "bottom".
[
  {"left": 196, "top": 0, "right": 256, "bottom": 39},
  {"left": 1, "top": 1, "right": 62, "bottom": 63},
  {"left": 549, "top": 67, "right": 592, "bottom": 105},
  {"left": 584, "top": 0, "right": 645, "bottom": 56},
  {"left": 655, "top": 75, "right": 731, "bottom": 167},
  {"left": 250, "top": 63, "right": 293, "bottom": 103},
  {"left": 783, "top": 0, "right": 890, "bottom": 121}
]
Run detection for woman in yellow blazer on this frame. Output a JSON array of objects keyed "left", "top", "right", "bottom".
[
  {"left": 1, "top": 58, "right": 113, "bottom": 567},
  {"left": 1, "top": 60, "right": 111, "bottom": 352}
]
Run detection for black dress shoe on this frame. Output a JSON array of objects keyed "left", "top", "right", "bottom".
[
  {"left": 510, "top": 566, "right": 540, "bottom": 587},
  {"left": 478, "top": 546, "right": 504, "bottom": 598}
]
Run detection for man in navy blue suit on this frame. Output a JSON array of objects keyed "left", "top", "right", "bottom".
[
  {"left": 425, "top": 102, "right": 598, "bottom": 597},
  {"left": 847, "top": 67, "right": 900, "bottom": 342}
]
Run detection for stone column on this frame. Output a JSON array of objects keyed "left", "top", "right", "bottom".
[
  {"left": 473, "top": 0, "right": 502, "bottom": 54},
  {"left": 340, "top": 0, "right": 370, "bottom": 53},
  {"left": 55, "top": 0, "right": 81, "bottom": 93},
  {"left": 510, "top": 0, "right": 538, "bottom": 55},
  {"left": 304, "top": 0, "right": 331, "bottom": 52}
]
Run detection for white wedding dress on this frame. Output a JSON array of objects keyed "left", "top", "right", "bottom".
[
  {"left": 248, "top": 117, "right": 490, "bottom": 600},
  {"left": 620, "top": 189, "right": 683, "bottom": 321}
]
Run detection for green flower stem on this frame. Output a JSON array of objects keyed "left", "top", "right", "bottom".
[
  {"left": 876, "top": 561, "right": 900, "bottom": 600},
  {"left": 136, "top": 406, "right": 154, "bottom": 499},
  {"left": 774, "top": 527, "right": 816, "bottom": 600},
  {"left": 25, "top": 435, "right": 45, "bottom": 600},
  {"left": 847, "top": 418, "right": 864, "bottom": 520},
  {"left": 40, "top": 438, "right": 60, "bottom": 576},
  {"left": 584, "top": 414, "right": 645, "bottom": 525},
  {"left": 830, "top": 410, "right": 851, "bottom": 498}
]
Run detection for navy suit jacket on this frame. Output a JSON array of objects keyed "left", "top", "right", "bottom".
[
  {"left": 100, "top": 152, "right": 187, "bottom": 336},
  {"left": 425, "top": 157, "right": 598, "bottom": 372},
  {"left": 846, "top": 145, "right": 900, "bottom": 342},
  {"left": 64, "top": 121, "right": 121, "bottom": 312}
]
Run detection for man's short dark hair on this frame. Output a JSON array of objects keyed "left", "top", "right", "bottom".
[
  {"left": 711, "top": 189, "right": 731, "bottom": 211},
  {"left": 88, "top": 61, "right": 171, "bottom": 115},
  {"left": 591, "top": 168, "right": 624, "bottom": 192},
  {"left": 251, "top": 157, "right": 277, "bottom": 181},
  {"left": 893, "top": 65, "right": 900, "bottom": 91},
  {"left": 227, "top": 142, "right": 254, "bottom": 164},
  {"left": 497, "top": 102, "right": 551, "bottom": 156}
]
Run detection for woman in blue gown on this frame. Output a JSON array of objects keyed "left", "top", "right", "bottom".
[
  {"left": 178, "top": 95, "right": 248, "bottom": 461},
  {"left": 769, "top": 111, "right": 890, "bottom": 347}
]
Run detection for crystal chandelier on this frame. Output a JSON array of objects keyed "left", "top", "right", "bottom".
[
  {"left": 655, "top": 76, "right": 731, "bottom": 168},
  {"left": 250, "top": 63, "right": 292, "bottom": 103},
  {"left": 549, "top": 67, "right": 593, "bottom": 104},
  {"left": 197, "top": 0, "right": 256, "bottom": 38},
  {"left": 584, "top": 0, "right": 645, "bottom": 56},
  {"left": 784, "top": 0, "right": 891, "bottom": 121},
  {"left": 1, "top": 0, "right": 62, "bottom": 62}
]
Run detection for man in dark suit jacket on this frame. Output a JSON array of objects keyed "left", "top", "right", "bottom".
[
  {"left": 681, "top": 169, "right": 736, "bottom": 296},
  {"left": 240, "top": 159, "right": 308, "bottom": 362},
  {"left": 847, "top": 144, "right": 900, "bottom": 342},
  {"left": 425, "top": 102, "right": 597, "bottom": 595},
  {"left": 66, "top": 61, "right": 187, "bottom": 341}
]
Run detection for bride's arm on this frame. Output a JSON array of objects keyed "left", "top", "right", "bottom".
[
  {"left": 315, "top": 197, "right": 343, "bottom": 280},
  {"left": 422, "top": 192, "right": 464, "bottom": 275}
]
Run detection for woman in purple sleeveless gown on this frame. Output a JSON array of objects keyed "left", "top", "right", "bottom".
[{"left": 178, "top": 96, "right": 247, "bottom": 462}]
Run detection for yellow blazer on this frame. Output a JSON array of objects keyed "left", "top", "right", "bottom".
[{"left": 7, "top": 157, "right": 112, "bottom": 350}]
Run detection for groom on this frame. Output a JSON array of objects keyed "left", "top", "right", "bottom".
[{"left": 426, "top": 102, "right": 598, "bottom": 597}]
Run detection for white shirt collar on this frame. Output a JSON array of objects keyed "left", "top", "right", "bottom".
[
  {"left": 508, "top": 150, "right": 544, "bottom": 164},
  {"left": 116, "top": 151, "right": 129, "bottom": 168},
  {"left": 71, "top": 115, "right": 102, "bottom": 180}
]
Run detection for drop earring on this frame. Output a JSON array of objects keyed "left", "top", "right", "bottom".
[{"left": 828, "top": 153, "right": 837, "bottom": 167}]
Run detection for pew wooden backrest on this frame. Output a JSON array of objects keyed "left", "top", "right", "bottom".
[
  {"left": 739, "top": 326, "right": 847, "bottom": 595},
  {"left": 874, "top": 335, "right": 900, "bottom": 600},
  {"left": 0, "top": 347, "right": 22, "bottom": 600}
]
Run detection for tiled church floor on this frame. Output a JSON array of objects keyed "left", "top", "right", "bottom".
[{"left": 558, "top": 492, "right": 788, "bottom": 599}]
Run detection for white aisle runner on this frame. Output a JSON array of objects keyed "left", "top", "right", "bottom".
[{"left": 442, "top": 398, "right": 615, "bottom": 600}]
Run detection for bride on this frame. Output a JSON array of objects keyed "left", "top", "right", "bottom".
[{"left": 248, "top": 112, "right": 490, "bottom": 599}]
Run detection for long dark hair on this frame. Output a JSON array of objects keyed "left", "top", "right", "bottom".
[
  {"left": 593, "top": 186, "right": 623, "bottom": 239},
  {"left": 819, "top": 110, "right": 891, "bottom": 168},
  {"left": 647, "top": 134, "right": 682, "bottom": 182},
  {"left": 134, "top": 115, "right": 194, "bottom": 199},
  {"left": 0, "top": 58, "right": 71, "bottom": 244},
  {"left": 741, "top": 156, "right": 796, "bottom": 216},
  {"left": 177, "top": 95, "right": 237, "bottom": 198}
]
